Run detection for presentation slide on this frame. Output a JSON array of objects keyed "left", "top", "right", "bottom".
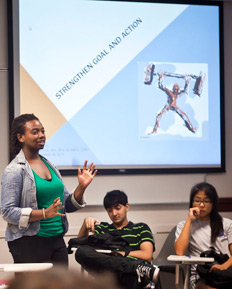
[{"left": 18, "top": 0, "right": 222, "bottom": 170}]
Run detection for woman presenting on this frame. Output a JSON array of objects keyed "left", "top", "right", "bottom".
[{"left": 1, "top": 113, "right": 97, "bottom": 267}]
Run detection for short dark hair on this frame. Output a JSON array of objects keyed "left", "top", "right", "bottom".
[
  {"left": 103, "top": 190, "right": 128, "bottom": 210},
  {"left": 10, "top": 113, "right": 40, "bottom": 156}
]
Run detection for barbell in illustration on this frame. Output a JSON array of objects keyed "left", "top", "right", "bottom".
[{"left": 144, "top": 63, "right": 205, "bottom": 96}]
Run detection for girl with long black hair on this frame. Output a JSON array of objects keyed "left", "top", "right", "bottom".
[{"left": 175, "top": 182, "right": 232, "bottom": 289}]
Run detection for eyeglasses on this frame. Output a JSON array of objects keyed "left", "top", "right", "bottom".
[{"left": 193, "top": 199, "right": 212, "bottom": 205}]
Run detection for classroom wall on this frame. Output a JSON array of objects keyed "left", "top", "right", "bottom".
[{"left": 0, "top": 0, "right": 232, "bottom": 270}]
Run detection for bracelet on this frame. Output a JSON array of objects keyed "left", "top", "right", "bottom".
[{"left": 42, "top": 208, "right": 46, "bottom": 219}]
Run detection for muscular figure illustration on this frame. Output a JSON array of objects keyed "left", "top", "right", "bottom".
[
  {"left": 144, "top": 63, "right": 205, "bottom": 134},
  {"left": 153, "top": 73, "right": 195, "bottom": 133}
]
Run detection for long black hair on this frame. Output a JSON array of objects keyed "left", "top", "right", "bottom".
[
  {"left": 10, "top": 113, "right": 39, "bottom": 156},
  {"left": 189, "top": 182, "right": 223, "bottom": 243}
]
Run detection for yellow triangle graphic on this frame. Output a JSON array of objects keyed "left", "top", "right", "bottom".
[{"left": 20, "top": 65, "right": 67, "bottom": 139}]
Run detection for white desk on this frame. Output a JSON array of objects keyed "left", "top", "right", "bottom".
[
  {"left": 0, "top": 263, "right": 53, "bottom": 272},
  {"left": 167, "top": 255, "right": 214, "bottom": 289},
  {"left": 0, "top": 263, "right": 53, "bottom": 288}
]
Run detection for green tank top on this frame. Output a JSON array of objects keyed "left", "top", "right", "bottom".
[{"left": 33, "top": 159, "right": 64, "bottom": 237}]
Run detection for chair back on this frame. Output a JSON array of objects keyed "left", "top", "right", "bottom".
[
  {"left": 153, "top": 226, "right": 176, "bottom": 265},
  {"left": 152, "top": 226, "right": 185, "bottom": 289}
]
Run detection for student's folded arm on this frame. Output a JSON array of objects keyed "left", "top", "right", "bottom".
[
  {"left": 210, "top": 256, "right": 232, "bottom": 272},
  {"left": 210, "top": 240, "right": 232, "bottom": 272},
  {"left": 127, "top": 241, "right": 154, "bottom": 263},
  {"left": 175, "top": 218, "right": 192, "bottom": 255}
]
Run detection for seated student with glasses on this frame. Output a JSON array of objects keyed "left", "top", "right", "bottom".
[{"left": 174, "top": 182, "right": 232, "bottom": 289}]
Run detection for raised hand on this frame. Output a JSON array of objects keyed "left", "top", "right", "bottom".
[
  {"left": 73, "top": 161, "right": 97, "bottom": 203},
  {"left": 77, "top": 160, "right": 98, "bottom": 189}
]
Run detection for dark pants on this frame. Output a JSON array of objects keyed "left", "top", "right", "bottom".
[
  {"left": 8, "top": 234, "right": 68, "bottom": 267},
  {"left": 75, "top": 245, "right": 149, "bottom": 289}
]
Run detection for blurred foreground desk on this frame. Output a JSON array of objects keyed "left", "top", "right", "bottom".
[
  {"left": 0, "top": 263, "right": 53, "bottom": 272},
  {"left": 167, "top": 255, "right": 214, "bottom": 289},
  {"left": 0, "top": 263, "right": 53, "bottom": 288}
]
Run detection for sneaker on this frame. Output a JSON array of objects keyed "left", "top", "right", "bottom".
[{"left": 136, "top": 264, "right": 160, "bottom": 284}]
